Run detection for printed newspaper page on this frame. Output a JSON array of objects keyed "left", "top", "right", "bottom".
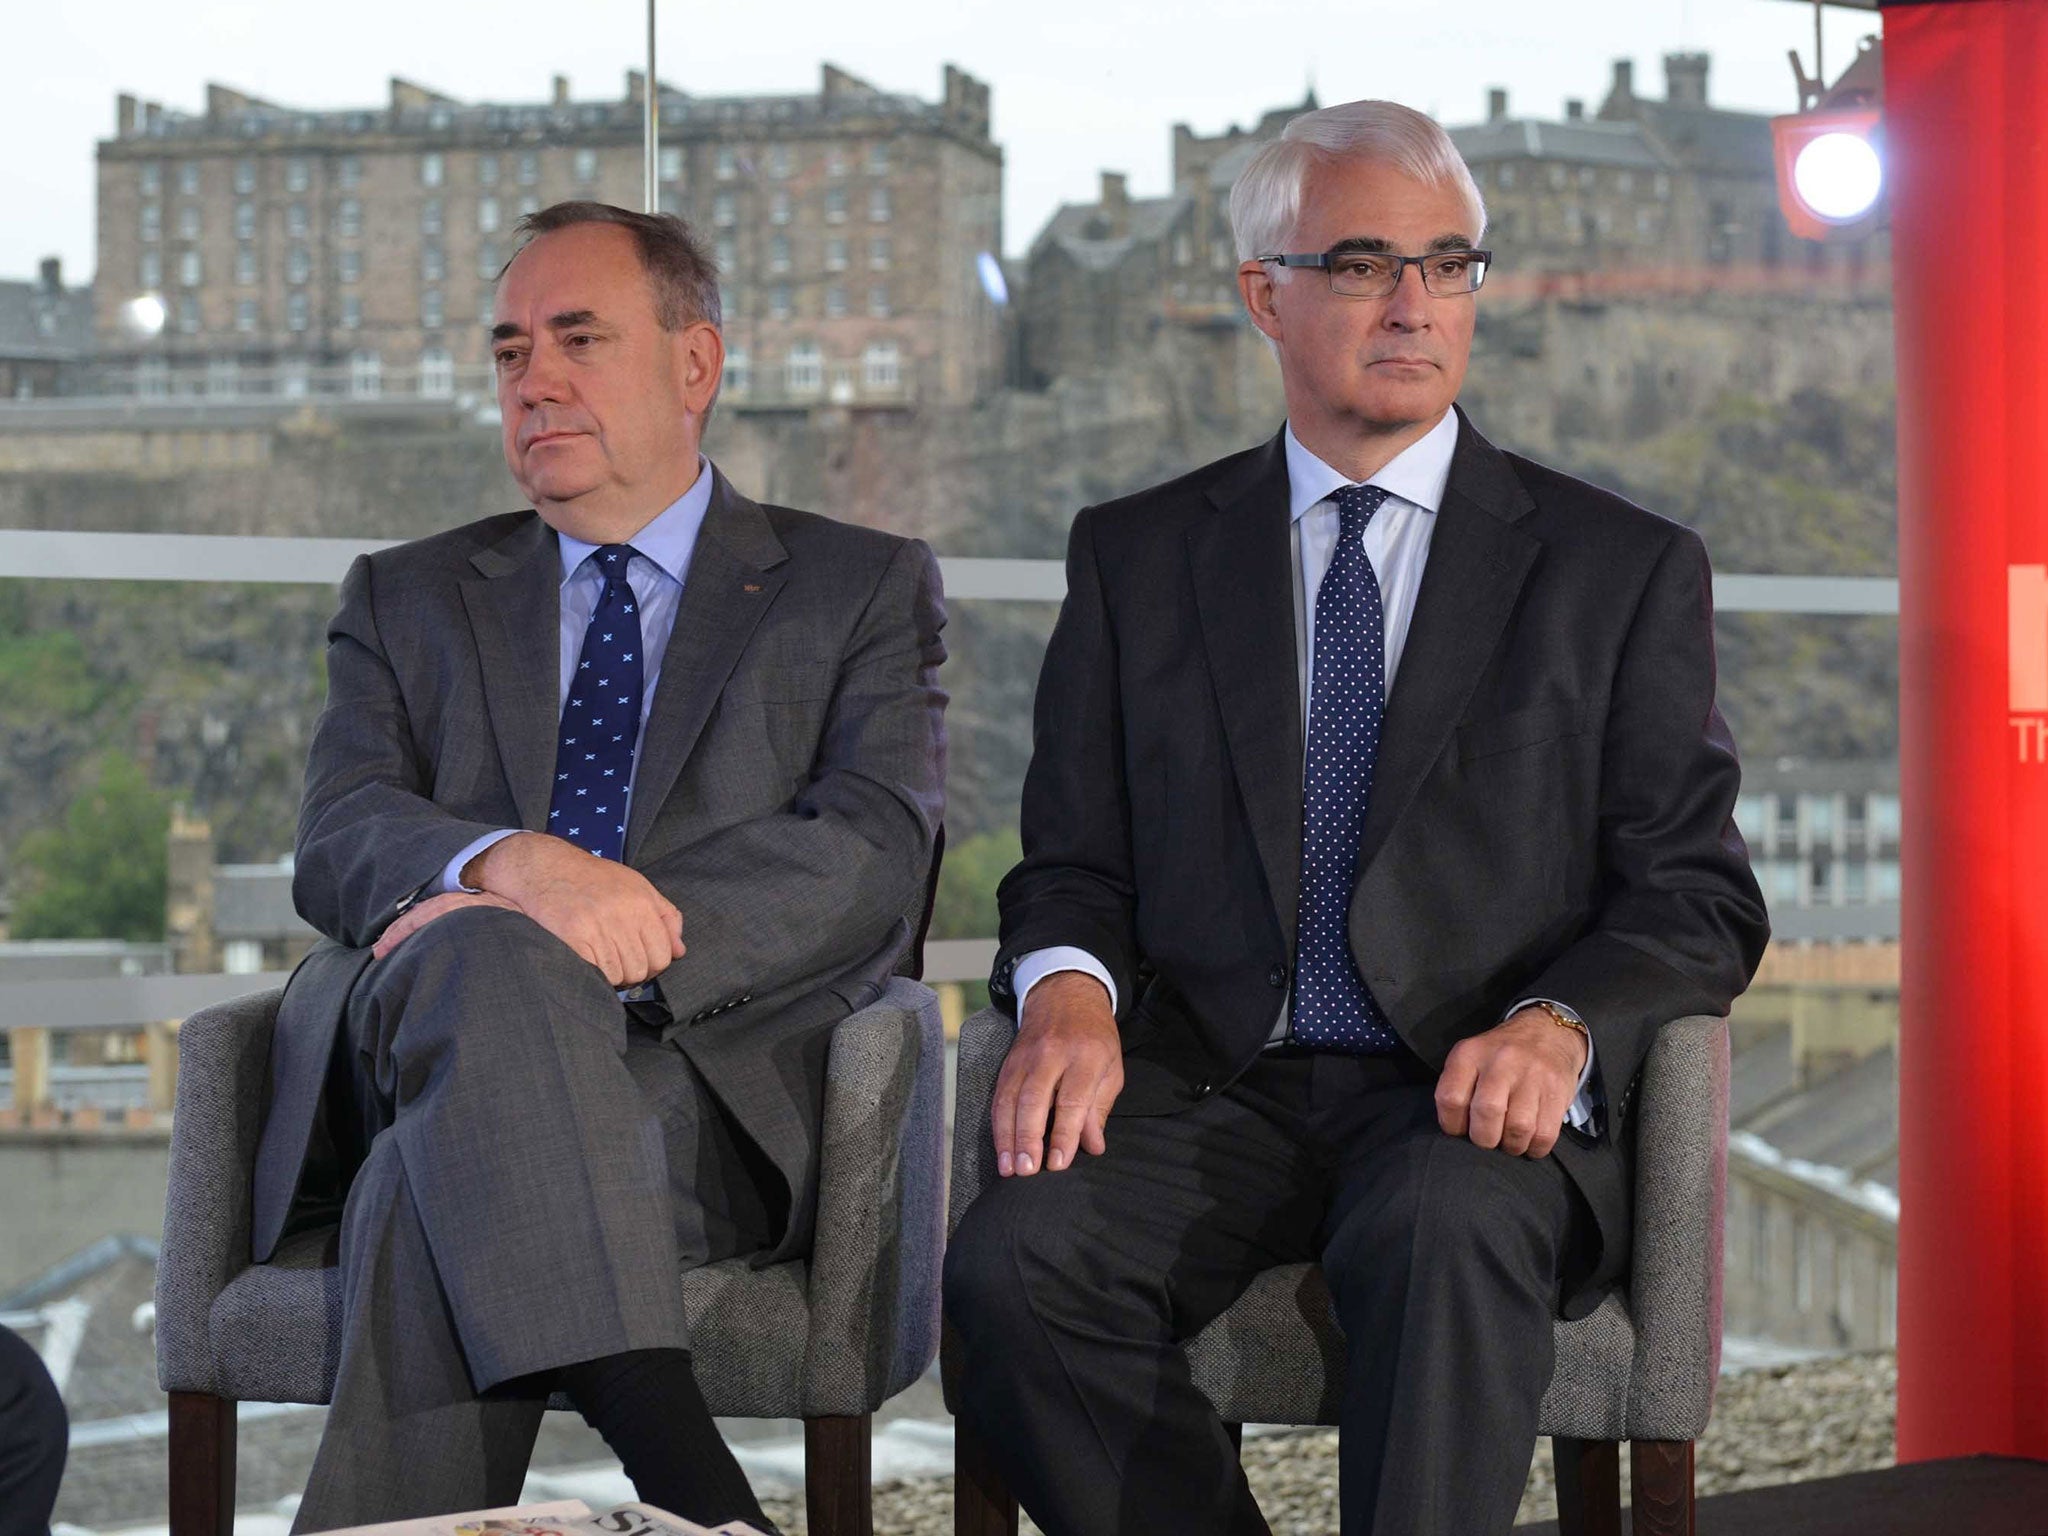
[{"left": 319, "top": 1499, "right": 767, "bottom": 1536}]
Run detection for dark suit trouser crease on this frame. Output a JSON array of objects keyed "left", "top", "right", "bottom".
[
  {"left": 943, "top": 1048, "right": 1590, "bottom": 1536},
  {"left": 292, "top": 905, "right": 779, "bottom": 1534}
]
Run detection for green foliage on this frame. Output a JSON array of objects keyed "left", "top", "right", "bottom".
[
  {"left": 11, "top": 753, "right": 171, "bottom": 942},
  {"left": 930, "top": 827, "right": 1021, "bottom": 942}
]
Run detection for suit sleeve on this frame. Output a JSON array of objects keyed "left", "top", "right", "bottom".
[
  {"left": 1520, "top": 527, "right": 1770, "bottom": 1108},
  {"left": 636, "top": 538, "right": 947, "bottom": 1023},
  {"left": 989, "top": 508, "right": 1143, "bottom": 1019},
  {"left": 292, "top": 555, "right": 516, "bottom": 948}
]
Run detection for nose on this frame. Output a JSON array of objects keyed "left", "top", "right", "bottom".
[
  {"left": 515, "top": 339, "right": 568, "bottom": 409},
  {"left": 1380, "top": 262, "right": 1434, "bottom": 332}
]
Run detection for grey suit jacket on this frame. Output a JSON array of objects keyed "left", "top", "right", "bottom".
[{"left": 251, "top": 467, "right": 947, "bottom": 1265}]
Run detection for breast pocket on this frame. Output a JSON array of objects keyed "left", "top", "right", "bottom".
[
  {"left": 1455, "top": 702, "right": 1588, "bottom": 764},
  {"left": 726, "top": 658, "right": 837, "bottom": 707}
]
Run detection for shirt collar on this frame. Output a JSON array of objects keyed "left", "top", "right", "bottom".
[
  {"left": 556, "top": 455, "right": 716, "bottom": 587},
  {"left": 1283, "top": 408, "right": 1460, "bottom": 524}
]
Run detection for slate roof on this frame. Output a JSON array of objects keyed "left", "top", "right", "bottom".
[
  {"left": 1031, "top": 195, "right": 1191, "bottom": 271},
  {"left": 1450, "top": 117, "right": 1668, "bottom": 170},
  {"left": 0, "top": 274, "right": 93, "bottom": 363}
]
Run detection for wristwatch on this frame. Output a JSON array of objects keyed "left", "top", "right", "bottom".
[{"left": 1530, "top": 999, "right": 1589, "bottom": 1046}]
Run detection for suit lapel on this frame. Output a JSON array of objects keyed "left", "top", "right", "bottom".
[
  {"left": 1187, "top": 432, "right": 1306, "bottom": 949},
  {"left": 1355, "top": 412, "right": 1540, "bottom": 875},
  {"left": 459, "top": 516, "right": 562, "bottom": 834},
  {"left": 624, "top": 469, "right": 789, "bottom": 861}
]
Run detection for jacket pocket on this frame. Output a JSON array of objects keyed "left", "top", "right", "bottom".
[{"left": 1456, "top": 702, "right": 1587, "bottom": 763}]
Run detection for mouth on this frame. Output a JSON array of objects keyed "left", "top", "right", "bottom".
[
  {"left": 523, "top": 430, "right": 586, "bottom": 450},
  {"left": 1369, "top": 358, "right": 1437, "bottom": 369}
]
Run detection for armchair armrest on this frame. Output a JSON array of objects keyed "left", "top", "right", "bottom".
[
  {"left": 156, "top": 987, "right": 286, "bottom": 1395},
  {"left": 947, "top": 1007, "right": 1013, "bottom": 1239},
  {"left": 801, "top": 976, "right": 948, "bottom": 1413}
]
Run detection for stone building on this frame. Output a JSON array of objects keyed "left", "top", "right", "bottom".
[
  {"left": 93, "top": 64, "right": 1003, "bottom": 409},
  {"left": 0, "top": 258, "right": 93, "bottom": 399}
]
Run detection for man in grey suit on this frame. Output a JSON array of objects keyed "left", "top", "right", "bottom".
[{"left": 251, "top": 202, "right": 946, "bottom": 1532}]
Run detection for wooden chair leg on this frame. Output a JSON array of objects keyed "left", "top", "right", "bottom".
[
  {"left": 1630, "top": 1439, "right": 1696, "bottom": 1536},
  {"left": 954, "top": 1415, "right": 1020, "bottom": 1536},
  {"left": 167, "top": 1391, "right": 236, "bottom": 1536},
  {"left": 1551, "top": 1436, "right": 1621, "bottom": 1536},
  {"left": 805, "top": 1414, "right": 874, "bottom": 1536}
]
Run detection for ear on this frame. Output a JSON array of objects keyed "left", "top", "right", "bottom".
[
  {"left": 676, "top": 321, "right": 725, "bottom": 417},
  {"left": 1239, "top": 261, "right": 1283, "bottom": 344}
]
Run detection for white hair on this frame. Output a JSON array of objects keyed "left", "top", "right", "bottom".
[{"left": 1229, "top": 100, "right": 1487, "bottom": 267}]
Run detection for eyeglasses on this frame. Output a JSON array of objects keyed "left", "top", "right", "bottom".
[{"left": 1255, "top": 247, "right": 1493, "bottom": 299}]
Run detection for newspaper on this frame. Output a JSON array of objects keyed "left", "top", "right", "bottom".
[{"left": 318, "top": 1498, "right": 769, "bottom": 1536}]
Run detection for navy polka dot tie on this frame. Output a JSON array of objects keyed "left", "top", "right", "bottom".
[
  {"left": 547, "top": 544, "right": 644, "bottom": 864},
  {"left": 1291, "top": 484, "right": 1398, "bottom": 1053}
]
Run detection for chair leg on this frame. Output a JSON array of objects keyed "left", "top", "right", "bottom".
[
  {"left": 954, "top": 1415, "right": 1019, "bottom": 1536},
  {"left": 1630, "top": 1439, "right": 1696, "bottom": 1536},
  {"left": 805, "top": 1414, "right": 873, "bottom": 1536},
  {"left": 167, "top": 1391, "right": 236, "bottom": 1536},
  {"left": 1551, "top": 1436, "right": 1621, "bottom": 1536}
]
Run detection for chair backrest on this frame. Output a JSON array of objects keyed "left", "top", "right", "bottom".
[{"left": 896, "top": 823, "right": 946, "bottom": 982}]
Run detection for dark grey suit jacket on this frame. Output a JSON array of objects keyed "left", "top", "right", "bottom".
[
  {"left": 252, "top": 467, "right": 947, "bottom": 1265},
  {"left": 990, "top": 410, "right": 1768, "bottom": 1315}
]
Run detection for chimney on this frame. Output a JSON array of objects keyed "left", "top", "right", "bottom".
[
  {"left": 626, "top": 69, "right": 646, "bottom": 104},
  {"left": 1602, "top": 58, "right": 1636, "bottom": 117},
  {"left": 38, "top": 257, "right": 61, "bottom": 295},
  {"left": 144, "top": 100, "right": 162, "bottom": 131},
  {"left": 1565, "top": 99, "right": 1585, "bottom": 121},
  {"left": 1100, "top": 170, "right": 1129, "bottom": 236},
  {"left": 1487, "top": 87, "right": 1509, "bottom": 123},
  {"left": 118, "top": 92, "right": 139, "bottom": 137},
  {"left": 552, "top": 74, "right": 570, "bottom": 106},
  {"left": 164, "top": 809, "right": 217, "bottom": 976},
  {"left": 1664, "top": 52, "right": 1710, "bottom": 107}
]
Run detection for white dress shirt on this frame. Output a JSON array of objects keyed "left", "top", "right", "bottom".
[{"left": 1015, "top": 411, "right": 1602, "bottom": 1130}]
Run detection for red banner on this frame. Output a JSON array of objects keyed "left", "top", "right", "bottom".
[{"left": 1889, "top": 0, "right": 2048, "bottom": 1462}]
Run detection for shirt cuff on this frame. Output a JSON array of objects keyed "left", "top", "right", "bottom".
[
  {"left": 1014, "top": 946, "right": 1119, "bottom": 1020},
  {"left": 1507, "top": 997, "right": 1602, "bottom": 1131},
  {"left": 440, "top": 829, "right": 522, "bottom": 895}
]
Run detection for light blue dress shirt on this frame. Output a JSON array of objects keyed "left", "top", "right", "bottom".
[{"left": 438, "top": 457, "right": 717, "bottom": 892}]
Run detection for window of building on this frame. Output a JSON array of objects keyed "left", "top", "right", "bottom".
[
  {"left": 785, "top": 341, "right": 822, "bottom": 394},
  {"left": 769, "top": 234, "right": 791, "bottom": 274},
  {"left": 179, "top": 161, "right": 201, "bottom": 196},
  {"left": 179, "top": 204, "right": 202, "bottom": 240},
  {"left": 338, "top": 155, "right": 362, "bottom": 191},
  {"left": 1654, "top": 173, "right": 1672, "bottom": 200},
  {"left": 477, "top": 243, "right": 500, "bottom": 280},
  {"left": 724, "top": 347, "right": 750, "bottom": 395},
  {"left": 478, "top": 196, "right": 501, "bottom": 234},
  {"left": 1617, "top": 171, "right": 1635, "bottom": 195},
  {"left": 769, "top": 144, "right": 792, "bottom": 179},
  {"left": 422, "top": 199, "right": 443, "bottom": 236},
  {"left": 518, "top": 152, "right": 540, "bottom": 185},
  {"left": 1637, "top": 208, "right": 1656, "bottom": 237},
  {"left": 868, "top": 284, "right": 891, "bottom": 318},
  {"left": 1794, "top": 1218, "right": 1813, "bottom": 1311},
  {"left": 179, "top": 250, "right": 202, "bottom": 287},
  {"left": 716, "top": 146, "right": 737, "bottom": 180},
  {"left": 518, "top": 193, "right": 540, "bottom": 218},
  {"left": 421, "top": 289, "right": 444, "bottom": 328},
  {"left": 1578, "top": 166, "right": 1597, "bottom": 190},
  {"left": 862, "top": 341, "right": 900, "bottom": 390},
  {"left": 419, "top": 346, "right": 454, "bottom": 396},
  {"left": 1874, "top": 860, "right": 1903, "bottom": 902},
  {"left": 660, "top": 146, "right": 684, "bottom": 183},
  {"left": 1870, "top": 794, "right": 1901, "bottom": 842},
  {"left": 725, "top": 287, "right": 743, "bottom": 321},
  {"left": 235, "top": 246, "right": 256, "bottom": 285},
  {"left": 769, "top": 285, "right": 793, "bottom": 320},
  {"left": 714, "top": 193, "right": 736, "bottom": 227},
  {"left": 233, "top": 298, "right": 256, "bottom": 333},
  {"left": 280, "top": 157, "right": 309, "bottom": 193},
  {"left": 1548, "top": 164, "right": 1568, "bottom": 190},
  {"left": 1837, "top": 1248, "right": 1857, "bottom": 1329},
  {"left": 826, "top": 237, "right": 849, "bottom": 272},
  {"left": 479, "top": 154, "right": 500, "bottom": 186},
  {"left": 659, "top": 188, "right": 685, "bottom": 217},
  {"left": 139, "top": 163, "right": 161, "bottom": 198},
  {"left": 280, "top": 357, "right": 310, "bottom": 396},
  {"left": 869, "top": 186, "right": 891, "bottom": 223},
  {"left": 221, "top": 939, "right": 264, "bottom": 975},
  {"left": 232, "top": 201, "right": 255, "bottom": 240},
  {"left": 1175, "top": 234, "right": 1193, "bottom": 267},
  {"left": 288, "top": 246, "right": 311, "bottom": 285},
  {"left": 1499, "top": 164, "right": 1517, "bottom": 189},
  {"left": 771, "top": 190, "right": 793, "bottom": 225},
  {"left": 866, "top": 142, "right": 889, "bottom": 176},
  {"left": 574, "top": 148, "right": 599, "bottom": 183},
  {"left": 234, "top": 159, "right": 257, "bottom": 194},
  {"left": 826, "top": 285, "right": 848, "bottom": 318},
  {"left": 142, "top": 203, "right": 161, "bottom": 242},
  {"left": 715, "top": 236, "right": 737, "bottom": 272},
  {"left": 139, "top": 249, "right": 163, "bottom": 289},
  {"left": 176, "top": 293, "right": 201, "bottom": 333},
  {"left": 1808, "top": 796, "right": 1837, "bottom": 843},
  {"left": 136, "top": 358, "right": 170, "bottom": 397},
  {"left": 338, "top": 248, "right": 362, "bottom": 284},
  {"left": 869, "top": 237, "right": 890, "bottom": 270},
  {"left": 421, "top": 152, "right": 445, "bottom": 187},
  {"left": 287, "top": 202, "right": 309, "bottom": 238},
  {"left": 825, "top": 187, "right": 848, "bottom": 224},
  {"left": 1750, "top": 1197, "right": 1771, "bottom": 1285},
  {"left": 337, "top": 198, "right": 361, "bottom": 239},
  {"left": 478, "top": 286, "right": 497, "bottom": 322},
  {"left": 350, "top": 350, "right": 382, "bottom": 397},
  {"left": 422, "top": 246, "right": 446, "bottom": 282},
  {"left": 827, "top": 146, "right": 848, "bottom": 178}
]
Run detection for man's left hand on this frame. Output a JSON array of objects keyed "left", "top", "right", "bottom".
[
  {"left": 1435, "top": 1008, "right": 1589, "bottom": 1159},
  {"left": 371, "top": 891, "right": 523, "bottom": 962}
]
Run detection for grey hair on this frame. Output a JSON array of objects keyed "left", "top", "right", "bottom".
[
  {"left": 1229, "top": 100, "right": 1487, "bottom": 267},
  {"left": 504, "top": 200, "right": 722, "bottom": 330}
]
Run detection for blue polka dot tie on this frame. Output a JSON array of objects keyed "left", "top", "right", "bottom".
[
  {"left": 1291, "top": 484, "right": 1398, "bottom": 1053},
  {"left": 547, "top": 544, "right": 644, "bottom": 864}
]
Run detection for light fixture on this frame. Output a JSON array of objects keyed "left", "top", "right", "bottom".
[{"left": 1772, "top": 33, "right": 1886, "bottom": 242}]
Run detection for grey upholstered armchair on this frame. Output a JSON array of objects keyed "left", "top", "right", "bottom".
[
  {"left": 943, "top": 1008, "right": 1731, "bottom": 1536},
  {"left": 157, "top": 972, "right": 947, "bottom": 1536}
]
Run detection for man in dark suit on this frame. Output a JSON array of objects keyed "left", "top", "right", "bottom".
[
  {"left": 252, "top": 203, "right": 945, "bottom": 1532},
  {"left": 943, "top": 101, "right": 1767, "bottom": 1535}
]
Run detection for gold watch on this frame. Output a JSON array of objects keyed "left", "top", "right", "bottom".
[{"left": 1531, "top": 999, "right": 1589, "bottom": 1045}]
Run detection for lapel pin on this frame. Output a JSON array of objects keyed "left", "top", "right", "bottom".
[{"left": 743, "top": 582, "right": 762, "bottom": 593}]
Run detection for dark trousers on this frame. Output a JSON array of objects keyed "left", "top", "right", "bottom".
[
  {"left": 292, "top": 906, "right": 780, "bottom": 1533},
  {"left": 0, "top": 1324, "right": 66, "bottom": 1536},
  {"left": 943, "top": 1047, "right": 1591, "bottom": 1536}
]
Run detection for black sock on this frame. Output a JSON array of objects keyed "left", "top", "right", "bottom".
[{"left": 556, "top": 1348, "right": 776, "bottom": 1533}]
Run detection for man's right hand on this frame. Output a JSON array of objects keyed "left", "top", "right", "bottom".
[
  {"left": 991, "top": 970, "right": 1124, "bottom": 1178},
  {"left": 465, "top": 832, "right": 685, "bottom": 987}
]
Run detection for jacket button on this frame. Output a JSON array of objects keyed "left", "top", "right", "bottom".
[
  {"left": 1193, "top": 1078, "right": 1213, "bottom": 1097},
  {"left": 1267, "top": 964, "right": 1288, "bottom": 989}
]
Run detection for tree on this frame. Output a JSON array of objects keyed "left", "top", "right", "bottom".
[
  {"left": 11, "top": 753, "right": 170, "bottom": 942},
  {"left": 929, "top": 827, "right": 1021, "bottom": 943}
]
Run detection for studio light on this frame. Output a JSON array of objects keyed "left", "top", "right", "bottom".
[{"left": 1772, "top": 35, "right": 1886, "bottom": 243}]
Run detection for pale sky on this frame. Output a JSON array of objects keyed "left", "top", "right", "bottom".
[{"left": 4, "top": 0, "right": 1881, "bottom": 282}]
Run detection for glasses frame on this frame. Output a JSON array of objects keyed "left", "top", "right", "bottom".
[{"left": 1254, "top": 247, "right": 1495, "bottom": 299}]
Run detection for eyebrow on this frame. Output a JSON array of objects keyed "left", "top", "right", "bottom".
[
  {"left": 1327, "top": 233, "right": 1479, "bottom": 255},
  {"left": 488, "top": 309, "right": 606, "bottom": 342}
]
